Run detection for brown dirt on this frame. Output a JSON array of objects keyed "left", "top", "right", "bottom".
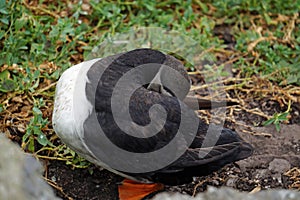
[{"left": 47, "top": 161, "right": 122, "bottom": 200}]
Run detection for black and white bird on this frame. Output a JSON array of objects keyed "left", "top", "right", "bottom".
[{"left": 52, "top": 48, "right": 253, "bottom": 200}]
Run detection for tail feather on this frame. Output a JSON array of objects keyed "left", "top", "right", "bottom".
[{"left": 183, "top": 96, "right": 238, "bottom": 110}]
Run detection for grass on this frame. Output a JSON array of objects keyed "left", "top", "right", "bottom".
[{"left": 0, "top": 0, "right": 299, "bottom": 170}]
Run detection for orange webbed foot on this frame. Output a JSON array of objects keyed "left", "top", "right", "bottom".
[{"left": 118, "top": 179, "right": 164, "bottom": 200}]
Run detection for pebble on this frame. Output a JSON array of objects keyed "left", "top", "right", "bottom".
[{"left": 268, "top": 159, "right": 291, "bottom": 173}]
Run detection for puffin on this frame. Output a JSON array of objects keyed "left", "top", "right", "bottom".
[{"left": 52, "top": 48, "right": 253, "bottom": 200}]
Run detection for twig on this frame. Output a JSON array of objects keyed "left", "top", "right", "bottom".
[
  {"left": 43, "top": 177, "right": 74, "bottom": 200},
  {"left": 190, "top": 77, "right": 251, "bottom": 91},
  {"left": 247, "top": 36, "right": 277, "bottom": 52},
  {"left": 238, "top": 106, "right": 271, "bottom": 119},
  {"left": 192, "top": 180, "right": 207, "bottom": 197},
  {"left": 33, "top": 82, "right": 57, "bottom": 95},
  {"left": 249, "top": 185, "right": 261, "bottom": 194},
  {"left": 22, "top": 0, "right": 60, "bottom": 19}
]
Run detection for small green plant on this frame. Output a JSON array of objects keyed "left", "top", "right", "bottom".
[
  {"left": 263, "top": 101, "right": 291, "bottom": 132},
  {"left": 22, "top": 98, "right": 53, "bottom": 152},
  {"left": 65, "top": 149, "right": 91, "bottom": 170},
  {"left": 56, "top": 145, "right": 91, "bottom": 169},
  {"left": 0, "top": 70, "right": 17, "bottom": 92},
  {"left": 18, "top": 67, "right": 41, "bottom": 92},
  {"left": 203, "top": 64, "right": 230, "bottom": 82}
]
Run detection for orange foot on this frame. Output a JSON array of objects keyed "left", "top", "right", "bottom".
[{"left": 118, "top": 179, "right": 164, "bottom": 200}]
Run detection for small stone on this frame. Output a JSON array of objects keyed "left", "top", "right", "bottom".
[
  {"left": 51, "top": 176, "right": 56, "bottom": 182},
  {"left": 81, "top": 3, "right": 91, "bottom": 11},
  {"left": 254, "top": 169, "right": 268, "bottom": 179},
  {"left": 268, "top": 159, "right": 291, "bottom": 173},
  {"left": 211, "top": 179, "right": 219, "bottom": 185},
  {"left": 60, "top": 11, "right": 68, "bottom": 17},
  {"left": 226, "top": 177, "right": 237, "bottom": 187},
  {"left": 12, "top": 96, "right": 23, "bottom": 103}
]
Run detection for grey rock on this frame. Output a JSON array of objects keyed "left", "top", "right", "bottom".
[
  {"left": 152, "top": 187, "right": 300, "bottom": 200},
  {"left": 0, "top": 134, "right": 61, "bottom": 200},
  {"left": 268, "top": 158, "right": 291, "bottom": 173}
]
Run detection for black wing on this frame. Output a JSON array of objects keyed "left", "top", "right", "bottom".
[{"left": 83, "top": 48, "right": 253, "bottom": 184}]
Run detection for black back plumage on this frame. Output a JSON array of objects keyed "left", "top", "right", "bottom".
[{"left": 85, "top": 48, "right": 253, "bottom": 184}]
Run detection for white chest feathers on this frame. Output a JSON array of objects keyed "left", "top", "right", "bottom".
[{"left": 52, "top": 58, "right": 101, "bottom": 157}]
